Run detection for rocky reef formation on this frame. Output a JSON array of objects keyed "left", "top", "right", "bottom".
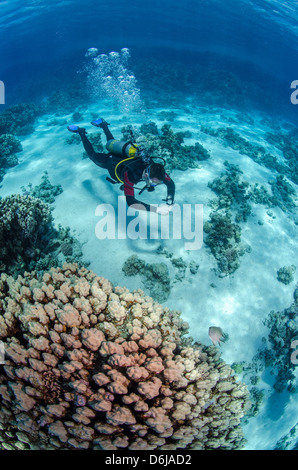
[{"left": 0, "top": 263, "right": 250, "bottom": 450}]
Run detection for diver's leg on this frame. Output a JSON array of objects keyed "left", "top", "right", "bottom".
[
  {"left": 91, "top": 117, "right": 115, "bottom": 142},
  {"left": 78, "top": 131, "right": 108, "bottom": 168},
  {"left": 78, "top": 130, "right": 96, "bottom": 157},
  {"left": 67, "top": 124, "right": 112, "bottom": 168},
  {"left": 101, "top": 122, "right": 115, "bottom": 142}
]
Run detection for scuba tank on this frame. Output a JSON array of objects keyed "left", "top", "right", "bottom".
[
  {"left": 106, "top": 139, "right": 138, "bottom": 157},
  {"left": 105, "top": 138, "right": 140, "bottom": 186}
]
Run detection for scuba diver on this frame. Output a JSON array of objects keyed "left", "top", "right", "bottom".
[{"left": 67, "top": 118, "right": 175, "bottom": 215}]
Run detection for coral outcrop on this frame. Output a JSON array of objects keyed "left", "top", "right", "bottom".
[
  {"left": 277, "top": 265, "right": 296, "bottom": 285},
  {"left": 234, "top": 285, "right": 298, "bottom": 400},
  {"left": 122, "top": 254, "right": 171, "bottom": 303},
  {"left": 121, "top": 122, "right": 210, "bottom": 172},
  {"left": 0, "top": 263, "right": 250, "bottom": 450},
  {"left": 203, "top": 212, "right": 247, "bottom": 276},
  {"left": 0, "top": 194, "right": 84, "bottom": 276},
  {"left": 21, "top": 171, "right": 63, "bottom": 205},
  {"left": 0, "top": 103, "right": 41, "bottom": 136},
  {"left": 0, "top": 134, "right": 23, "bottom": 183},
  {"left": 0, "top": 194, "right": 53, "bottom": 275}
]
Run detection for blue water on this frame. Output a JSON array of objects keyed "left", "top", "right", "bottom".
[
  {"left": 0, "top": 0, "right": 298, "bottom": 452},
  {"left": 1, "top": 0, "right": 298, "bottom": 120}
]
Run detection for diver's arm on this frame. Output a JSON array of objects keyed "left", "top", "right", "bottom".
[
  {"left": 163, "top": 173, "right": 175, "bottom": 205},
  {"left": 124, "top": 172, "right": 157, "bottom": 213}
]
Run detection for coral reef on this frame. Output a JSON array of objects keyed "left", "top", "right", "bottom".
[
  {"left": 260, "top": 285, "right": 298, "bottom": 392},
  {"left": 21, "top": 171, "right": 63, "bottom": 205},
  {"left": 122, "top": 254, "right": 171, "bottom": 303},
  {"left": 170, "top": 257, "right": 188, "bottom": 283},
  {"left": 208, "top": 162, "right": 251, "bottom": 223},
  {"left": 265, "top": 129, "right": 298, "bottom": 185},
  {"left": 0, "top": 263, "right": 250, "bottom": 450},
  {"left": 203, "top": 212, "right": 247, "bottom": 276},
  {"left": 43, "top": 86, "right": 90, "bottom": 115},
  {"left": 277, "top": 265, "right": 296, "bottom": 285},
  {"left": 0, "top": 194, "right": 85, "bottom": 276},
  {"left": 0, "top": 194, "right": 53, "bottom": 275},
  {"left": 209, "top": 162, "right": 296, "bottom": 218},
  {"left": 201, "top": 125, "right": 298, "bottom": 186},
  {"left": 274, "top": 422, "right": 298, "bottom": 450},
  {"left": 0, "top": 134, "right": 23, "bottom": 183},
  {"left": 201, "top": 126, "right": 283, "bottom": 173},
  {"left": 121, "top": 122, "right": 210, "bottom": 172},
  {"left": 0, "top": 103, "right": 41, "bottom": 136},
  {"left": 238, "top": 286, "right": 298, "bottom": 396},
  {"left": 268, "top": 175, "right": 297, "bottom": 213},
  {"left": 206, "top": 161, "right": 296, "bottom": 275},
  {"left": 156, "top": 246, "right": 199, "bottom": 279}
]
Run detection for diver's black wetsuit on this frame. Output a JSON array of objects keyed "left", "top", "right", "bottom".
[{"left": 79, "top": 125, "right": 175, "bottom": 212}]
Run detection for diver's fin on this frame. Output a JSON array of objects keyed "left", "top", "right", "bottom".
[
  {"left": 67, "top": 125, "right": 86, "bottom": 134},
  {"left": 91, "top": 117, "right": 110, "bottom": 128}
]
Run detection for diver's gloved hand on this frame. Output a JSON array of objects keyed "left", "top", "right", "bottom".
[
  {"left": 163, "top": 196, "right": 174, "bottom": 206},
  {"left": 156, "top": 204, "right": 173, "bottom": 216}
]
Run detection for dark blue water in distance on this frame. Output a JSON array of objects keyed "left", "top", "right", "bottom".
[
  {"left": 0, "top": 0, "right": 298, "bottom": 452},
  {"left": 0, "top": 0, "right": 297, "bottom": 122}
]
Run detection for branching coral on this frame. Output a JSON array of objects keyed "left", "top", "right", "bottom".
[{"left": 0, "top": 263, "right": 250, "bottom": 450}]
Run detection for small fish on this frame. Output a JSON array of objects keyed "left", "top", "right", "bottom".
[{"left": 208, "top": 326, "right": 229, "bottom": 346}]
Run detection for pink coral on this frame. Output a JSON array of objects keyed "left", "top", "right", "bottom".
[{"left": 0, "top": 263, "right": 250, "bottom": 450}]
